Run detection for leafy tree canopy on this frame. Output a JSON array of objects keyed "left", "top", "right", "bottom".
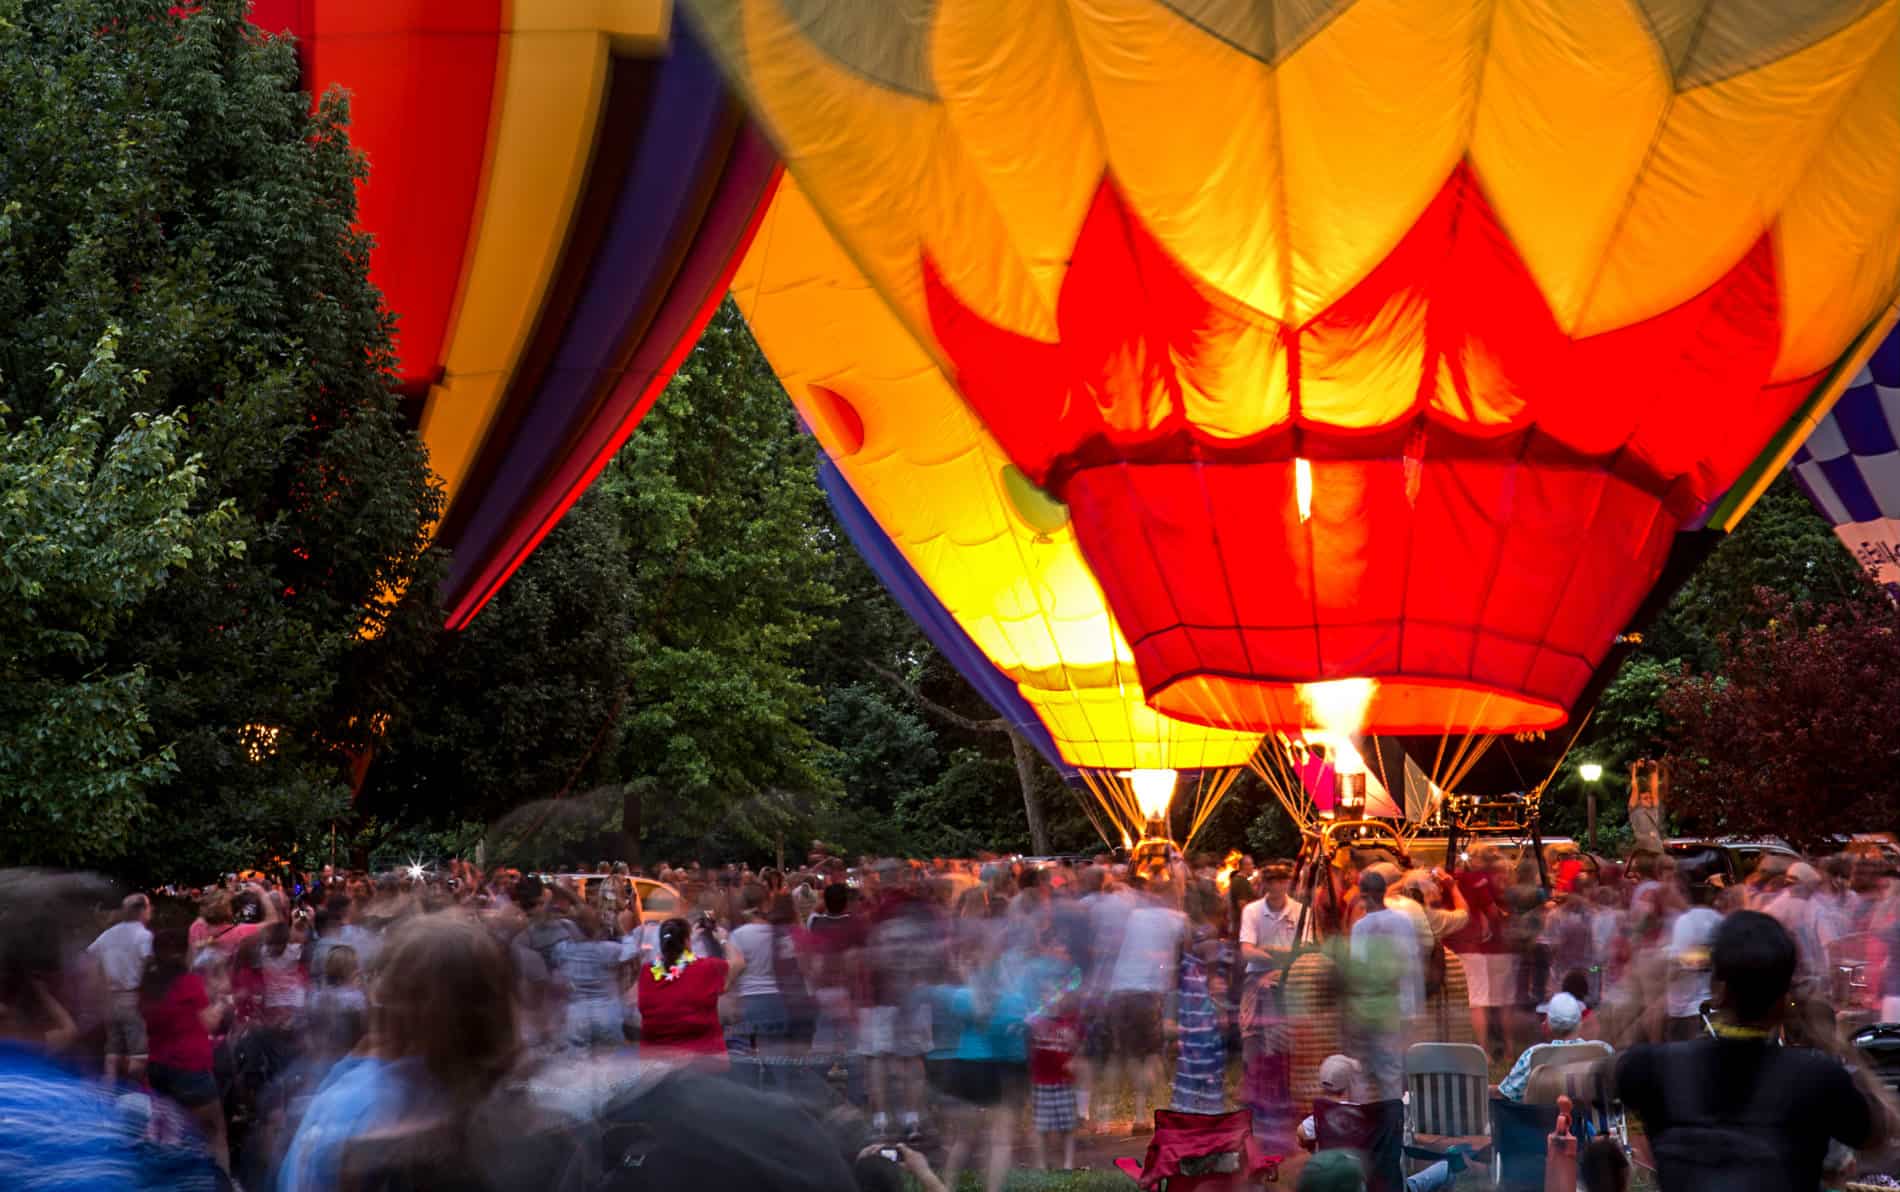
[{"left": 0, "top": 0, "right": 442, "bottom": 874}]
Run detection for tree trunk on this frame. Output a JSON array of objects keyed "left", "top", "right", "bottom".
[
  {"left": 621, "top": 783, "right": 642, "bottom": 869},
  {"left": 1009, "top": 729, "right": 1051, "bottom": 855}
]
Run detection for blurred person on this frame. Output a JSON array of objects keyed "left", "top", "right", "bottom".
[
  {"left": 728, "top": 885, "right": 790, "bottom": 1057},
  {"left": 142, "top": 927, "right": 232, "bottom": 1170},
  {"left": 1294, "top": 1056, "right": 1470, "bottom": 1192},
  {"left": 1102, "top": 874, "right": 1186, "bottom": 1133},
  {"left": 768, "top": 890, "right": 818, "bottom": 1050},
  {"left": 255, "top": 921, "right": 306, "bottom": 1031},
  {"left": 1364, "top": 861, "right": 1433, "bottom": 961},
  {"left": 1238, "top": 861, "right": 1300, "bottom": 1147},
  {"left": 1404, "top": 867, "right": 1469, "bottom": 947},
  {"left": 554, "top": 906, "right": 625, "bottom": 1053},
  {"left": 637, "top": 917, "right": 742, "bottom": 1063},
  {"left": 1616, "top": 910, "right": 1890, "bottom": 1191},
  {"left": 89, "top": 892, "right": 154, "bottom": 1086},
  {"left": 1296, "top": 1053, "right": 1367, "bottom": 1145},
  {"left": 1498, "top": 991, "right": 1590, "bottom": 1101},
  {"left": 0, "top": 871, "right": 226, "bottom": 1189},
  {"left": 307, "top": 944, "right": 366, "bottom": 1060},
  {"left": 924, "top": 919, "right": 1047, "bottom": 1192},
  {"left": 1346, "top": 869, "right": 1419, "bottom": 1099},
  {"left": 212, "top": 884, "right": 276, "bottom": 961},
  {"left": 1764, "top": 861, "right": 1831, "bottom": 998},
  {"left": 860, "top": 869, "right": 940, "bottom": 1141},
  {"left": 1661, "top": 886, "right": 1724, "bottom": 1042},
  {"left": 1026, "top": 935, "right": 1082, "bottom": 1171},
  {"left": 1447, "top": 844, "right": 1516, "bottom": 1061},
  {"left": 1171, "top": 878, "right": 1228, "bottom": 1114},
  {"left": 189, "top": 891, "right": 225, "bottom": 956},
  {"left": 278, "top": 912, "right": 523, "bottom": 1191},
  {"left": 1075, "top": 863, "right": 1134, "bottom": 1127},
  {"left": 852, "top": 1140, "right": 948, "bottom": 1192},
  {"left": 804, "top": 882, "right": 863, "bottom": 1058},
  {"left": 1542, "top": 881, "right": 1600, "bottom": 1004}
]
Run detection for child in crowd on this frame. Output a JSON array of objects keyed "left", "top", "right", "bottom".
[{"left": 1027, "top": 944, "right": 1083, "bottom": 1170}]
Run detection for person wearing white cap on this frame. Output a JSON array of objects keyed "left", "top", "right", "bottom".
[
  {"left": 1295, "top": 1054, "right": 1472, "bottom": 1190},
  {"left": 1498, "top": 992, "right": 1591, "bottom": 1101}
]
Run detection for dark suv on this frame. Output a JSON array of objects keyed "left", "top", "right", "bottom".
[{"left": 1663, "top": 837, "right": 1801, "bottom": 889}]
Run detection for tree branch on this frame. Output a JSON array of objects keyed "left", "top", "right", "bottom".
[{"left": 864, "top": 660, "right": 1008, "bottom": 735}]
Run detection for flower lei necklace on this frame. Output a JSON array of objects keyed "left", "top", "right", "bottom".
[{"left": 651, "top": 951, "right": 697, "bottom": 983}]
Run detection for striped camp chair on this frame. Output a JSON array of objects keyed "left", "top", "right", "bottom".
[{"left": 1403, "top": 1042, "right": 1491, "bottom": 1171}]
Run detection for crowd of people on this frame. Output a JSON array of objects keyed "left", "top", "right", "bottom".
[{"left": 4, "top": 837, "right": 1900, "bottom": 1190}]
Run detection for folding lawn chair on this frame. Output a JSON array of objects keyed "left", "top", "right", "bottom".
[
  {"left": 1113, "top": 1107, "right": 1283, "bottom": 1190},
  {"left": 1403, "top": 1042, "right": 1491, "bottom": 1171}
]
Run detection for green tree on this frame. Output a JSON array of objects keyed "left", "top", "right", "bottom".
[
  {"left": 357, "top": 478, "right": 638, "bottom": 835},
  {"left": 0, "top": 331, "right": 242, "bottom": 860},
  {"left": 1554, "top": 474, "right": 1871, "bottom": 833},
  {"left": 0, "top": 0, "right": 442, "bottom": 875},
  {"left": 605, "top": 304, "right": 842, "bottom": 859},
  {"left": 1662, "top": 591, "right": 1900, "bottom": 849}
]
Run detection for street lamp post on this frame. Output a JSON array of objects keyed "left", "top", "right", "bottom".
[{"left": 1578, "top": 762, "right": 1604, "bottom": 852}]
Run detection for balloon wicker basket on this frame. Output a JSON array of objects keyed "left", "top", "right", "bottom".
[{"left": 1285, "top": 951, "right": 1341, "bottom": 1111}]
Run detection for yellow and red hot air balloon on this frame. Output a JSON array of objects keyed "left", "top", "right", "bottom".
[
  {"left": 247, "top": 0, "right": 779, "bottom": 626},
  {"left": 693, "top": 0, "right": 1900, "bottom": 745}
]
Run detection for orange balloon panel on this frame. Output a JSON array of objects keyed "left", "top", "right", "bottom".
[{"left": 693, "top": 0, "right": 1900, "bottom": 733}]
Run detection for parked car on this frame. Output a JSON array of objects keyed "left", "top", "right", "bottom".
[
  {"left": 546, "top": 873, "right": 685, "bottom": 925},
  {"left": 1662, "top": 837, "right": 1801, "bottom": 889}
]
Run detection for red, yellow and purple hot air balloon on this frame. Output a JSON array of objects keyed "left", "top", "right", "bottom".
[
  {"left": 247, "top": 0, "right": 779, "bottom": 626},
  {"left": 693, "top": 0, "right": 1900, "bottom": 748}
]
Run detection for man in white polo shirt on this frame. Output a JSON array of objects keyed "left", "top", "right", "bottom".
[{"left": 87, "top": 892, "right": 153, "bottom": 1085}]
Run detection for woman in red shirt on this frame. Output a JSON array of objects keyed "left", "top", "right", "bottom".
[
  {"left": 637, "top": 917, "right": 744, "bottom": 1064},
  {"left": 141, "top": 928, "right": 231, "bottom": 1171}
]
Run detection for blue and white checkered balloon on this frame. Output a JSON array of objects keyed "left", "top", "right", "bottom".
[{"left": 1789, "top": 328, "right": 1900, "bottom": 599}]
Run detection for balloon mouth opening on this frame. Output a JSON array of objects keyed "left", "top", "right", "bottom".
[{"left": 1148, "top": 674, "right": 1567, "bottom": 736}]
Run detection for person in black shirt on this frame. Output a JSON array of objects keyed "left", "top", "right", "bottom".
[{"left": 1615, "top": 910, "right": 1891, "bottom": 1191}]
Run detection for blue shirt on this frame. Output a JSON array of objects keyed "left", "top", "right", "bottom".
[
  {"left": 1499, "top": 1036, "right": 1598, "bottom": 1101},
  {"left": 277, "top": 1056, "right": 422, "bottom": 1192},
  {"left": 0, "top": 1042, "right": 224, "bottom": 1191}
]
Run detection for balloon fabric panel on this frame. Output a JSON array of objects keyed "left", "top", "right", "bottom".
[
  {"left": 731, "top": 178, "right": 1261, "bottom": 772},
  {"left": 1791, "top": 326, "right": 1900, "bottom": 597},
  {"left": 689, "top": 0, "right": 1900, "bottom": 734}
]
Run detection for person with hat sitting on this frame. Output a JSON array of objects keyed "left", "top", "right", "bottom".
[
  {"left": 1294, "top": 1055, "right": 1471, "bottom": 1191},
  {"left": 1499, "top": 991, "right": 1593, "bottom": 1101}
]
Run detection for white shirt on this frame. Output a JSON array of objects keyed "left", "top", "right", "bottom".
[
  {"left": 1107, "top": 902, "right": 1187, "bottom": 994},
  {"left": 1351, "top": 907, "right": 1425, "bottom": 1018},
  {"left": 1665, "top": 906, "right": 1722, "bottom": 1018},
  {"left": 87, "top": 920, "right": 152, "bottom": 992},
  {"left": 1082, "top": 888, "right": 1137, "bottom": 988},
  {"left": 1238, "top": 896, "right": 1304, "bottom": 973},
  {"left": 730, "top": 922, "right": 783, "bottom": 997}
]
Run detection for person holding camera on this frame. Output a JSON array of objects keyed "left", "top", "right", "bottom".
[
  {"left": 637, "top": 917, "right": 745, "bottom": 1064},
  {"left": 852, "top": 1141, "right": 948, "bottom": 1192}
]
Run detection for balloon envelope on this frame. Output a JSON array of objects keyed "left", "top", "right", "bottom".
[
  {"left": 248, "top": 0, "right": 779, "bottom": 625},
  {"left": 732, "top": 178, "right": 1260, "bottom": 774},
  {"left": 1790, "top": 325, "right": 1900, "bottom": 599},
  {"left": 689, "top": 0, "right": 1900, "bottom": 736}
]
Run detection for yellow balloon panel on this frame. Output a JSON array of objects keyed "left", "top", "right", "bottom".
[
  {"left": 731, "top": 178, "right": 1260, "bottom": 770},
  {"left": 691, "top": 0, "right": 1900, "bottom": 427}
]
